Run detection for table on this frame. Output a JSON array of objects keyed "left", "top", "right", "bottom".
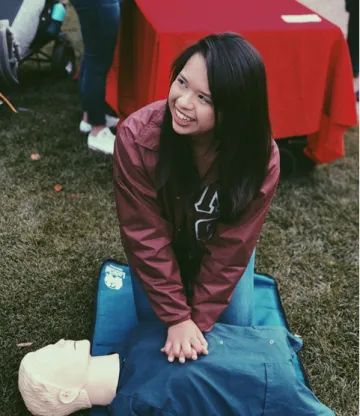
[{"left": 106, "top": 0, "right": 358, "bottom": 164}]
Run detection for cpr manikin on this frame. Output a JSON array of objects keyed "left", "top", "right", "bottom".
[
  {"left": 18, "top": 339, "right": 120, "bottom": 415},
  {"left": 19, "top": 322, "right": 335, "bottom": 416}
]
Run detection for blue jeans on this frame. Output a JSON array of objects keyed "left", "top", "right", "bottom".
[
  {"left": 70, "top": 0, "right": 120, "bottom": 125},
  {"left": 131, "top": 250, "right": 256, "bottom": 327}
]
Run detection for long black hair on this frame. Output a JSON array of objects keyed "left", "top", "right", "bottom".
[{"left": 157, "top": 33, "right": 272, "bottom": 224}]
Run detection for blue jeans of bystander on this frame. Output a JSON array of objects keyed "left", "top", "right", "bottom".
[{"left": 70, "top": 0, "right": 120, "bottom": 125}]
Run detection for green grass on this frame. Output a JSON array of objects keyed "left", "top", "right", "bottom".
[{"left": 0, "top": 8, "right": 358, "bottom": 416}]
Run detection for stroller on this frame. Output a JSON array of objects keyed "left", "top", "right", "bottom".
[{"left": 0, "top": 0, "right": 76, "bottom": 91}]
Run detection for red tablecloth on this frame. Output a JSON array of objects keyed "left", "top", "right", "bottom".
[{"left": 106, "top": 0, "right": 358, "bottom": 164}]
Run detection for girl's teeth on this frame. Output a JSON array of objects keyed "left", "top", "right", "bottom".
[{"left": 176, "top": 109, "right": 192, "bottom": 121}]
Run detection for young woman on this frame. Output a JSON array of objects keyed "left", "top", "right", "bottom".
[{"left": 113, "top": 33, "right": 280, "bottom": 364}]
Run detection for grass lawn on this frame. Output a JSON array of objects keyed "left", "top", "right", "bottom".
[{"left": 0, "top": 8, "right": 358, "bottom": 416}]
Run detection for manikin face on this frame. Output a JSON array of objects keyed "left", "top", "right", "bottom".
[
  {"left": 168, "top": 53, "right": 215, "bottom": 137},
  {"left": 28, "top": 339, "right": 91, "bottom": 389}
]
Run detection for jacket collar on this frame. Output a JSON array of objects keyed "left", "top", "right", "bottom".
[{"left": 133, "top": 100, "right": 167, "bottom": 151}]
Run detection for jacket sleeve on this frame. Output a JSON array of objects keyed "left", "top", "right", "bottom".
[
  {"left": 191, "top": 143, "right": 280, "bottom": 331},
  {"left": 113, "top": 124, "right": 191, "bottom": 326}
]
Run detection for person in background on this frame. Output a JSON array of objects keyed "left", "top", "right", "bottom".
[
  {"left": 345, "top": 0, "right": 359, "bottom": 101},
  {"left": 346, "top": 0, "right": 359, "bottom": 78},
  {"left": 114, "top": 33, "right": 280, "bottom": 363},
  {"left": 71, "top": 0, "right": 121, "bottom": 155}
]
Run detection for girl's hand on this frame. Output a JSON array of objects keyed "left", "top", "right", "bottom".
[
  {"left": 160, "top": 319, "right": 208, "bottom": 363},
  {"left": 174, "top": 347, "right": 198, "bottom": 364}
]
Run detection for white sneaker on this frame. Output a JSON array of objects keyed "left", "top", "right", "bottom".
[
  {"left": 79, "top": 120, "right": 92, "bottom": 133},
  {"left": 79, "top": 114, "right": 120, "bottom": 133},
  {"left": 87, "top": 127, "right": 115, "bottom": 155},
  {"left": 105, "top": 114, "right": 120, "bottom": 128}
]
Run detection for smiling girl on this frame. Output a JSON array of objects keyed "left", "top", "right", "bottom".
[{"left": 114, "top": 33, "right": 280, "bottom": 364}]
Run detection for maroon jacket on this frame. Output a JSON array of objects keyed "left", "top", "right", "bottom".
[{"left": 114, "top": 100, "right": 280, "bottom": 331}]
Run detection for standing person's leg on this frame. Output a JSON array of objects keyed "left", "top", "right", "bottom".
[
  {"left": 347, "top": 0, "right": 359, "bottom": 77},
  {"left": 82, "top": 0, "right": 120, "bottom": 128},
  {"left": 71, "top": 0, "right": 120, "bottom": 152},
  {"left": 78, "top": 52, "right": 87, "bottom": 116},
  {"left": 217, "top": 250, "right": 255, "bottom": 326}
]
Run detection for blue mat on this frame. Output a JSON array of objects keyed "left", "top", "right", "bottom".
[{"left": 90, "top": 260, "right": 309, "bottom": 416}]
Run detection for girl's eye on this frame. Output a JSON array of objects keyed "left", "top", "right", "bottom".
[
  {"left": 199, "top": 95, "right": 210, "bottom": 104},
  {"left": 177, "top": 78, "right": 186, "bottom": 87}
]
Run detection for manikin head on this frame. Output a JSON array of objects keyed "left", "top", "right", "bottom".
[
  {"left": 18, "top": 339, "right": 92, "bottom": 415},
  {"left": 18, "top": 339, "right": 119, "bottom": 416}
]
